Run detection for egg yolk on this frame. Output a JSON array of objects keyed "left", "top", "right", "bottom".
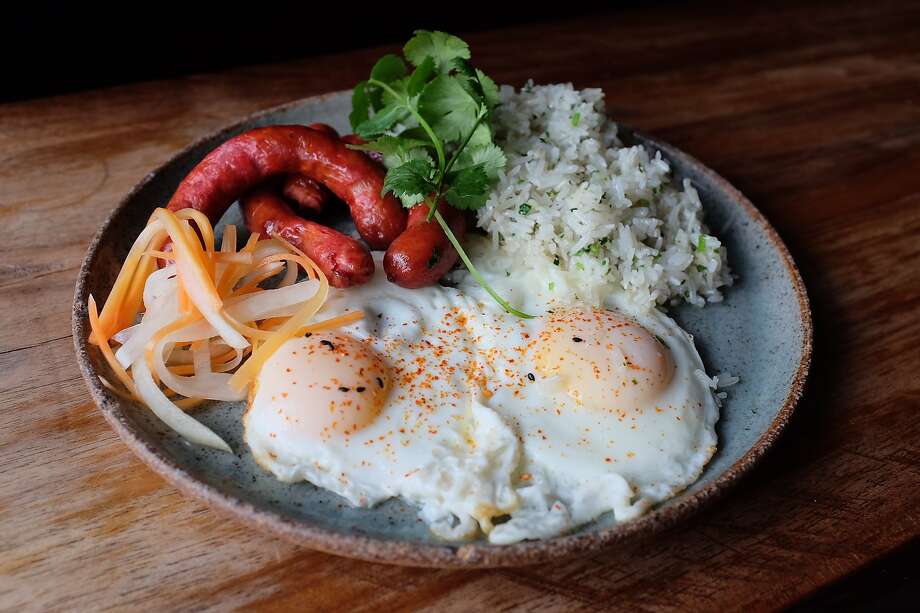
[
  {"left": 533, "top": 307, "right": 674, "bottom": 410},
  {"left": 251, "top": 332, "right": 390, "bottom": 440}
]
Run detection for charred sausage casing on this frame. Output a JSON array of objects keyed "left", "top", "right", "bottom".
[
  {"left": 281, "top": 175, "right": 330, "bottom": 215},
  {"left": 281, "top": 123, "right": 341, "bottom": 214},
  {"left": 167, "top": 125, "right": 407, "bottom": 249},
  {"left": 384, "top": 202, "right": 466, "bottom": 289},
  {"left": 242, "top": 189, "right": 374, "bottom": 288}
]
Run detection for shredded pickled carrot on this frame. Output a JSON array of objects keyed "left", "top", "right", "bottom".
[
  {"left": 298, "top": 310, "right": 365, "bottom": 335},
  {"left": 228, "top": 253, "right": 328, "bottom": 391},
  {"left": 144, "top": 250, "right": 175, "bottom": 261},
  {"left": 174, "top": 208, "right": 216, "bottom": 254},
  {"left": 91, "top": 222, "right": 169, "bottom": 342},
  {"left": 88, "top": 295, "right": 138, "bottom": 397},
  {"left": 118, "top": 254, "right": 156, "bottom": 328},
  {"left": 144, "top": 312, "right": 202, "bottom": 387},
  {"left": 218, "top": 232, "right": 261, "bottom": 297},
  {"left": 87, "top": 209, "right": 363, "bottom": 451},
  {"left": 167, "top": 347, "right": 245, "bottom": 375}
]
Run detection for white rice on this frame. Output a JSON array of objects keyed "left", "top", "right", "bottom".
[{"left": 470, "top": 82, "right": 732, "bottom": 310}]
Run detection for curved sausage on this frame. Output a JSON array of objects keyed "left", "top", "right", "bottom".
[
  {"left": 167, "top": 125, "right": 407, "bottom": 249},
  {"left": 241, "top": 189, "right": 374, "bottom": 288},
  {"left": 383, "top": 202, "right": 466, "bottom": 289},
  {"left": 306, "top": 123, "right": 339, "bottom": 138},
  {"left": 281, "top": 124, "right": 340, "bottom": 214},
  {"left": 281, "top": 174, "right": 331, "bottom": 215}
]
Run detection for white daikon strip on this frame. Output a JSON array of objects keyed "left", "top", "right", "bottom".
[
  {"left": 167, "top": 280, "right": 320, "bottom": 343},
  {"left": 235, "top": 261, "right": 285, "bottom": 290},
  {"left": 156, "top": 209, "right": 248, "bottom": 350},
  {"left": 143, "top": 264, "right": 177, "bottom": 309},
  {"left": 152, "top": 334, "right": 244, "bottom": 401},
  {"left": 175, "top": 254, "right": 248, "bottom": 349},
  {"left": 153, "top": 350, "right": 246, "bottom": 401},
  {"left": 132, "top": 358, "right": 231, "bottom": 452},
  {"left": 192, "top": 340, "right": 211, "bottom": 374},
  {"left": 251, "top": 239, "right": 290, "bottom": 261},
  {"left": 112, "top": 324, "right": 138, "bottom": 345},
  {"left": 212, "top": 348, "right": 245, "bottom": 373},
  {"left": 167, "top": 340, "right": 232, "bottom": 365},
  {"left": 225, "top": 280, "right": 320, "bottom": 321},
  {"left": 114, "top": 296, "right": 181, "bottom": 368}
]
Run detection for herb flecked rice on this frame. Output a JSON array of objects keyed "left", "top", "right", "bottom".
[{"left": 466, "top": 82, "right": 732, "bottom": 310}]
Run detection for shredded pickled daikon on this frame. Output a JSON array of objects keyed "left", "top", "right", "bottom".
[{"left": 87, "top": 207, "right": 364, "bottom": 451}]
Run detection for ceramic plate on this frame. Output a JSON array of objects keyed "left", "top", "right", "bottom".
[{"left": 73, "top": 91, "right": 812, "bottom": 567}]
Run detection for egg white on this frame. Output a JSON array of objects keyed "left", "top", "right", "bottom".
[{"left": 244, "top": 253, "right": 719, "bottom": 543}]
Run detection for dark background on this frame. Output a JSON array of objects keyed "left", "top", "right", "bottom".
[
  {"left": 3, "top": 1, "right": 623, "bottom": 102},
  {"left": 4, "top": 0, "right": 919, "bottom": 608}
]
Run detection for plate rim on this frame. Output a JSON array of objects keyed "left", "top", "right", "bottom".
[{"left": 72, "top": 91, "right": 813, "bottom": 568}]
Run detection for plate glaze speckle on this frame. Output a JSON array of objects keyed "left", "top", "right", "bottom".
[{"left": 73, "top": 91, "right": 812, "bottom": 567}]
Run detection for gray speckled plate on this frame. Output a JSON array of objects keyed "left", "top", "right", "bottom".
[{"left": 72, "top": 91, "right": 812, "bottom": 567}]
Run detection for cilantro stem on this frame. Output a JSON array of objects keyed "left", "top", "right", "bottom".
[
  {"left": 367, "top": 78, "right": 446, "bottom": 171},
  {"left": 426, "top": 107, "right": 488, "bottom": 222},
  {"left": 433, "top": 210, "right": 534, "bottom": 319},
  {"left": 366, "top": 68, "right": 527, "bottom": 318}
]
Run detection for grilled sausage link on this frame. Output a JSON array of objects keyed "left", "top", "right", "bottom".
[
  {"left": 383, "top": 202, "right": 466, "bottom": 289},
  {"left": 167, "top": 125, "right": 407, "bottom": 249},
  {"left": 281, "top": 124, "right": 340, "bottom": 214},
  {"left": 305, "top": 123, "right": 339, "bottom": 138},
  {"left": 241, "top": 189, "right": 374, "bottom": 288},
  {"left": 281, "top": 174, "right": 330, "bottom": 215}
]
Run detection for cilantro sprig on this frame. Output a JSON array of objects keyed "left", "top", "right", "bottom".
[{"left": 349, "top": 30, "right": 530, "bottom": 318}]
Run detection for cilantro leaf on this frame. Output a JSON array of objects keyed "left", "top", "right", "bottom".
[
  {"left": 349, "top": 30, "right": 533, "bottom": 318},
  {"left": 371, "top": 54, "right": 408, "bottom": 84},
  {"left": 393, "top": 126, "right": 430, "bottom": 142},
  {"left": 466, "top": 122, "right": 494, "bottom": 148},
  {"left": 450, "top": 57, "right": 477, "bottom": 77},
  {"left": 349, "top": 81, "right": 370, "bottom": 130},
  {"left": 403, "top": 30, "right": 470, "bottom": 73},
  {"left": 383, "top": 158, "right": 437, "bottom": 207},
  {"left": 476, "top": 69, "right": 500, "bottom": 109},
  {"left": 350, "top": 135, "right": 432, "bottom": 168},
  {"left": 378, "top": 76, "right": 411, "bottom": 108},
  {"left": 355, "top": 103, "right": 410, "bottom": 139},
  {"left": 444, "top": 164, "right": 490, "bottom": 209},
  {"left": 418, "top": 75, "right": 481, "bottom": 143},
  {"left": 449, "top": 58, "right": 489, "bottom": 104},
  {"left": 453, "top": 143, "right": 506, "bottom": 180},
  {"left": 407, "top": 56, "right": 435, "bottom": 97}
]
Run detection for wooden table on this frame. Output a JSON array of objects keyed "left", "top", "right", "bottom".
[{"left": 3, "top": 1, "right": 919, "bottom": 609}]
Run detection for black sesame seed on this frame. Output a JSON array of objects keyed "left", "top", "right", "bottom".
[
  {"left": 527, "top": 373, "right": 536, "bottom": 381},
  {"left": 320, "top": 339, "right": 336, "bottom": 350},
  {"left": 572, "top": 336, "right": 584, "bottom": 343},
  {"left": 356, "top": 386, "right": 366, "bottom": 393},
  {"left": 338, "top": 386, "right": 350, "bottom": 392},
  {"left": 376, "top": 377, "right": 385, "bottom": 388},
  {"left": 304, "top": 332, "right": 313, "bottom": 337}
]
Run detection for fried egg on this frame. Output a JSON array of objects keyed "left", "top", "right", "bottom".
[{"left": 244, "top": 254, "right": 718, "bottom": 543}]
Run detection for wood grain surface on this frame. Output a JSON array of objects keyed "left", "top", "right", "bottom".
[{"left": 2, "top": 1, "right": 919, "bottom": 610}]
